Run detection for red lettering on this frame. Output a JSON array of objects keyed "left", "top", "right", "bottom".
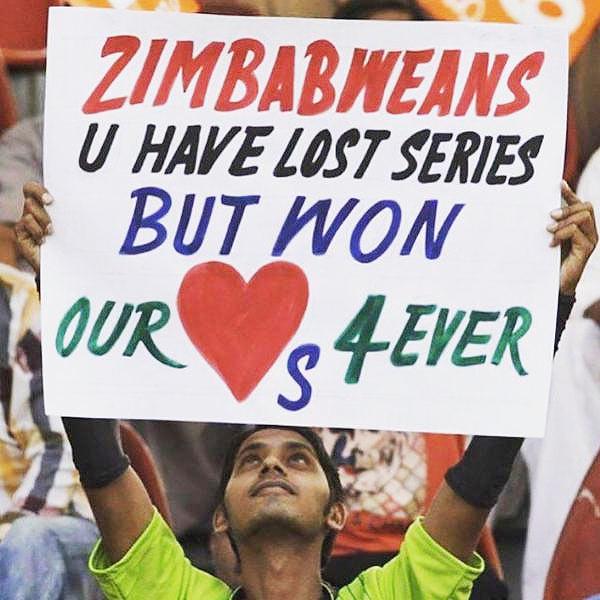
[
  {"left": 258, "top": 46, "right": 295, "bottom": 112},
  {"left": 298, "top": 40, "right": 339, "bottom": 116},
  {"left": 337, "top": 49, "right": 400, "bottom": 113},
  {"left": 386, "top": 49, "right": 434, "bottom": 114},
  {"left": 495, "top": 51, "right": 545, "bottom": 117},
  {"left": 454, "top": 53, "right": 508, "bottom": 116},
  {"left": 418, "top": 49, "right": 460, "bottom": 116},
  {"left": 215, "top": 38, "right": 265, "bottom": 111},
  {"left": 82, "top": 36, "right": 140, "bottom": 114},
  {"left": 130, "top": 39, "right": 167, "bottom": 105},
  {"left": 154, "top": 41, "right": 224, "bottom": 108}
]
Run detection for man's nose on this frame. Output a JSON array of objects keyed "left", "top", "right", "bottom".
[{"left": 260, "top": 455, "right": 285, "bottom": 475}]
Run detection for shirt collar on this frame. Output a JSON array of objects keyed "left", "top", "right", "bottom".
[{"left": 230, "top": 582, "right": 335, "bottom": 599}]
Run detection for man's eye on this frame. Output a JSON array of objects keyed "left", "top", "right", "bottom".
[
  {"left": 289, "top": 452, "right": 309, "bottom": 465},
  {"left": 240, "top": 454, "right": 260, "bottom": 467}
]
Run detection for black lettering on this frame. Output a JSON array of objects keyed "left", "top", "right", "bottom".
[
  {"left": 418, "top": 132, "right": 452, "bottom": 183},
  {"left": 229, "top": 126, "right": 274, "bottom": 176},
  {"left": 486, "top": 135, "right": 520, "bottom": 185},
  {"left": 391, "top": 129, "right": 431, "bottom": 181},
  {"left": 510, "top": 135, "right": 544, "bottom": 185}
]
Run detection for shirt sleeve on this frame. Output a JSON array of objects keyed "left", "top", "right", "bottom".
[
  {"left": 89, "top": 509, "right": 230, "bottom": 600},
  {"left": 9, "top": 364, "right": 80, "bottom": 515},
  {"left": 340, "top": 517, "right": 484, "bottom": 600},
  {"left": 0, "top": 116, "right": 43, "bottom": 223}
]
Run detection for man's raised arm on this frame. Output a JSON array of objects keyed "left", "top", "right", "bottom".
[
  {"left": 423, "top": 181, "right": 597, "bottom": 563},
  {"left": 15, "top": 182, "right": 154, "bottom": 564}
]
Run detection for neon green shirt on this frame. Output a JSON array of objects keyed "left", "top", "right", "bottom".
[{"left": 90, "top": 510, "right": 484, "bottom": 599}]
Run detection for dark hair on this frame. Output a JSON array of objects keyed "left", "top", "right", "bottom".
[
  {"left": 200, "top": 0, "right": 265, "bottom": 16},
  {"left": 334, "top": 0, "right": 428, "bottom": 20},
  {"left": 216, "top": 425, "right": 345, "bottom": 568}
]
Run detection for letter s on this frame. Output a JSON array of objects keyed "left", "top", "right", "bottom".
[{"left": 277, "top": 344, "right": 321, "bottom": 412}]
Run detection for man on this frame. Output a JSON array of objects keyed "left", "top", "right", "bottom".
[
  {"left": 0, "top": 206, "right": 101, "bottom": 598},
  {"left": 14, "top": 179, "right": 597, "bottom": 598},
  {"left": 334, "top": 0, "right": 427, "bottom": 20}
]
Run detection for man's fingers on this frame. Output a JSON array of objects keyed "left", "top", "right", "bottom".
[
  {"left": 550, "top": 222, "right": 596, "bottom": 255},
  {"left": 561, "top": 180, "right": 580, "bottom": 206},
  {"left": 14, "top": 223, "right": 41, "bottom": 273},
  {"left": 551, "top": 201, "right": 594, "bottom": 221},
  {"left": 22, "top": 181, "right": 54, "bottom": 206},
  {"left": 22, "top": 213, "right": 46, "bottom": 243},
  {"left": 24, "top": 197, "right": 52, "bottom": 232},
  {"left": 547, "top": 210, "right": 598, "bottom": 243}
]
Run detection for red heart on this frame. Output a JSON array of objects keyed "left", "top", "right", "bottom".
[{"left": 177, "top": 261, "right": 309, "bottom": 401}]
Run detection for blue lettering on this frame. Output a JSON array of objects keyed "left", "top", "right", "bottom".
[
  {"left": 220, "top": 194, "right": 261, "bottom": 255},
  {"left": 350, "top": 200, "right": 401, "bottom": 263},
  {"left": 173, "top": 195, "right": 215, "bottom": 255},
  {"left": 272, "top": 196, "right": 359, "bottom": 256},
  {"left": 400, "top": 200, "right": 464, "bottom": 259},
  {"left": 120, "top": 186, "right": 171, "bottom": 255},
  {"left": 277, "top": 343, "right": 321, "bottom": 412}
]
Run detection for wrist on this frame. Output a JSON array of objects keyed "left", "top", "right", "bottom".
[
  {"left": 445, "top": 436, "right": 523, "bottom": 509},
  {"left": 560, "top": 285, "right": 576, "bottom": 296},
  {"left": 62, "top": 417, "right": 130, "bottom": 489}
]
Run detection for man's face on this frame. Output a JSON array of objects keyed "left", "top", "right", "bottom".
[
  {"left": 368, "top": 7, "right": 414, "bottom": 20},
  {"left": 218, "top": 429, "right": 340, "bottom": 542}
]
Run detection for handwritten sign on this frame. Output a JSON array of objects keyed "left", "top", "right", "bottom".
[{"left": 42, "top": 8, "right": 567, "bottom": 436}]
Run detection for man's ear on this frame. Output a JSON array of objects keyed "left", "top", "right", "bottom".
[
  {"left": 213, "top": 504, "right": 230, "bottom": 534},
  {"left": 325, "top": 501, "right": 348, "bottom": 533}
]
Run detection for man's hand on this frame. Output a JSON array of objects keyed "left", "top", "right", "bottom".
[
  {"left": 549, "top": 181, "right": 598, "bottom": 295},
  {"left": 14, "top": 182, "right": 53, "bottom": 275}
]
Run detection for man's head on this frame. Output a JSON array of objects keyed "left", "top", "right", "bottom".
[
  {"left": 334, "top": 0, "right": 427, "bottom": 21},
  {"left": 200, "top": 0, "right": 265, "bottom": 16},
  {"left": 213, "top": 426, "right": 346, "bottom": 568}
]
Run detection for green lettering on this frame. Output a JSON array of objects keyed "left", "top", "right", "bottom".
[
  {"left": 124, "top": 301, "right": 185, "bottom": 369},
  {"left": 491, "top": 306, "right": 532, "bottom": 376},
  {"left": 334, "top": 295, "right": 390, "bottom": 384},
  {"left": 452, "top": 310, "right": 499, "bottom": 367},
  {"left": 391, "top": 304, "right": 436, "bottom": 366},
  {"left": 427, "top": 308, "right": 466, "bottom": 366},
  {"left": 87, "top": 301, "right": 134, "bottom": 356},
  {"left": 56, "top": 297, "right": 90, "bottom": 357}
]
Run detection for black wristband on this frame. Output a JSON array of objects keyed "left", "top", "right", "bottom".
[
  {"left": 62, "top": 417, "right": 130, "bottom": 489},
  {"left": 445, "top": 436, "right": 523, "bottom": 509},
  {"left": 555, "top": 293, "right": 575, "bottom": 353}
]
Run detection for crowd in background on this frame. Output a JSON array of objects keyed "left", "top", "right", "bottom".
[{"left": 0, "top": 1, "right": 599, "bottom": 599}]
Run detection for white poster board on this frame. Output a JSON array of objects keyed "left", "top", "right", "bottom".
[{"left": 42, "top": 7, "right": 568, "bottom": 436}]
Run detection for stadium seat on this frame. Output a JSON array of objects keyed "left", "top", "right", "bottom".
[
  {"left": 0, "top": 0, "right": 65, "bottom": 69},
  {"left": 0, "top": 52, "right": 18, "bottom": 133},
  {"left": 120, "top": 421, "right": 173, "bottom": 527}
]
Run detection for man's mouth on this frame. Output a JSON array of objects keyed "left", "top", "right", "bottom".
[{"left": 250, "top": 479, "right": 296, "bottom": 496}]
